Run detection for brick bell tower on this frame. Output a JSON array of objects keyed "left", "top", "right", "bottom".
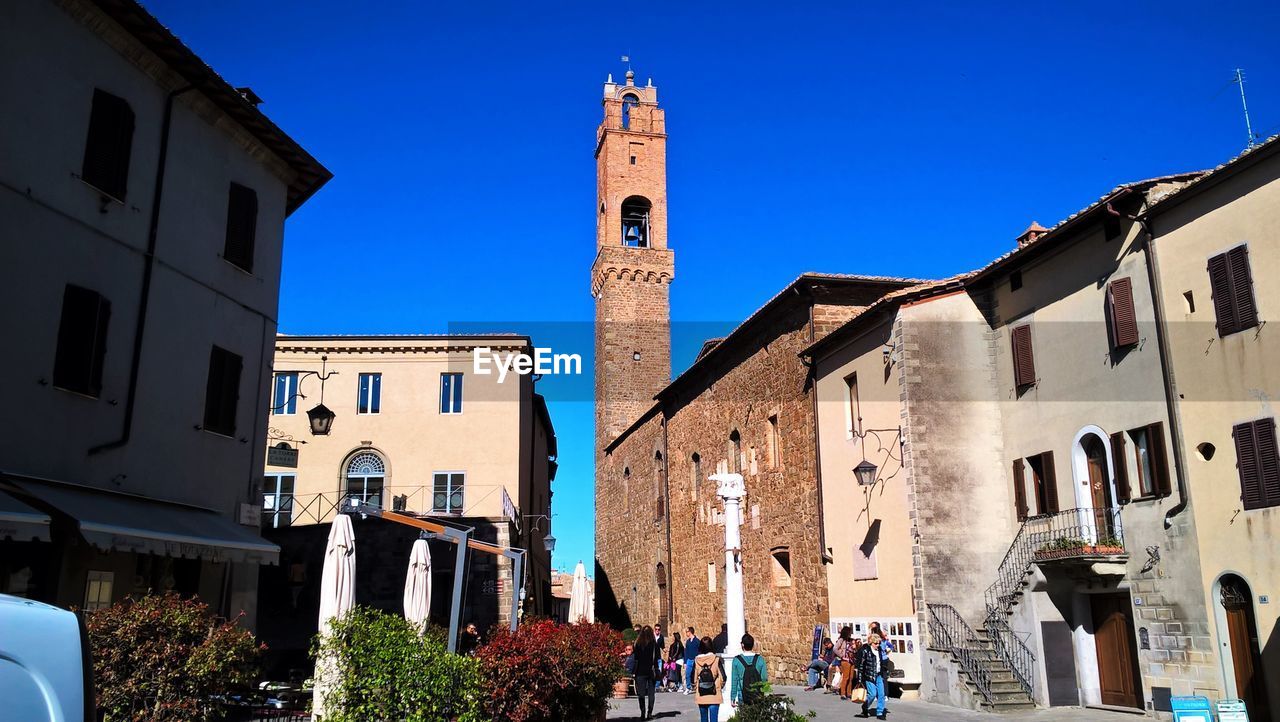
[{"left": 592, "top": 68, "right": 674, "bottom": 451}]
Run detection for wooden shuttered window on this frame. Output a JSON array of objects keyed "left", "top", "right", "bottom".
[
  {"left": 52, "top": 285, "right": 111, "bottom": 397},
  {"left": 1147, "top": 422, "right": 1172, "bottom": 497},
  {"left": 1011, "top": 325, "right": 1036, "bottom": 388},
  {"left": 202, "top": 346, "right": 242, "bottom": 437},
  {"left": 81, "top": 89, "right": 135, "bottom": 201},
  {"left": 1106, "top": 277, "right": 1140, "bottom": 349},
  {"left": 1040, "top": 451, "right": 1060, "bottom": 514},
  {"left": 1111, "top": 432, "right": 1131, "bottom": 503},
  {"left": 1012, "top": 458, "right": 1029, "bottom": 521},
  {"left": 1208, "top": 245, "right": 1259, "bottom": 337},
  {"left": 1233, "top": 418, "right": 1280, "bottom": 510},
  {"left": 223, "top": 183, "right": 258, "bottom": 272}
]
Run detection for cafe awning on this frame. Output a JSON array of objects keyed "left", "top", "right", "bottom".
[
  {"left": 8, "top": 479, "right": 278, "bottom": 565},
  {"left": 0, "top": 491, "right": 50, "bottom": 542}
]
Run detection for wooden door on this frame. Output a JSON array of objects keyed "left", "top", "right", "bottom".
[
  {"left": 1092, "top": 594, "right": 1142, "bottom": 709},
  {"left": 1222, "top": 577, "right": 1271, "bottom": 719},
  {"left": 1084, "top": 436, "right": 1112, "bottom": 534}
]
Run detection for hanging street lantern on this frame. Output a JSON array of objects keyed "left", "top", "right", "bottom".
[
  {"left": 854, "top": 459, "right": 878, "bottom": 486},
  {"left": 307, "top": 403, "right": 336, "bottom": 436},
  {"left": 542, "top": 532, "right": 557, "bottom": 554}
]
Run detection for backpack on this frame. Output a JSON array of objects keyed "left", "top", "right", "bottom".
[
  {"left": 737, "top": 655, "right": 763, "bottom": 705},
  {"left": 624, "top": 654, "right": 636, "bottom": 675},
  {"left": 697, "top": 660, "right": 717, "bottom": 694}
]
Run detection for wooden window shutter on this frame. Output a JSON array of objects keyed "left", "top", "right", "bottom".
[
  {"left": 1107, "top": 277, "right": 1139, "bottom": 348},
  {"left": 1208, "top": 252, "right": 1236, "bottom": 335},
  {"left": 1147, "top": 422, "right": 1172, "bottom": 497},
  {"left": 203, "top": 346, "right": 242, "bottom": 436},
  {"left": 1041, "top": 451, "right": 1060, "bottom": 513},
  {"left": 53, "top": 285, "right": 111, "bottom": 397},
  {"left": 1011, "top": 325, "right": 1036, "bottom": 388},
  {"left": 1110, "top": 432, "right": 1131, "bottom": 503},
  {"left": 1227, "top": 245, "right": 1258, "bottom": 332},
  {"left": 1012, "top": 458, "right": 1028, "bottom": 521},
  {"left": 223, "top": 183, "right": 258, "bottom": 272},
  {"left": 81, "top": 89, "right": 135, "bottom": 201},
  {"left": 1255, "top": 418, "right": 1280, "bottom": 508}
]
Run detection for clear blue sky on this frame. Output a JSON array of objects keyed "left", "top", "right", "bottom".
[{"left": 142, "top": 0, "right": 1278, "bottom": 574}]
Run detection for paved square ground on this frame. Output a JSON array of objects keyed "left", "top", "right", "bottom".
[{"left": 607, "top": 686, "right": 1139, "bottom": 721}]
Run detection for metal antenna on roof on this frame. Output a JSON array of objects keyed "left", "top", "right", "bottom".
[{"left": 1233, "top": 68, "right": 1258, "bottom": 148}]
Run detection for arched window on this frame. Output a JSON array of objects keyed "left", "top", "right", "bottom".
[
  {"left": 771, "top": 547, "right": 792, "bottom": 587},
  {"left": 621, "top": 196, "right": 651, "bottom": 248},
  {"left": 691, "top": 452, "right": 702, "bottom": 500},
  {"left": 345, "top": 451, "right": 385, "bottom": 508},
  {"left": 621, "top": 93, "right": 639, "bottom": 130},
  {"left": 729, "top": 429, "right": 742, "bottom": 474}
]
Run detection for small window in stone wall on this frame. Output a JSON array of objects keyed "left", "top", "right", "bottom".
[
  {"left": 691, "top": 453, "right": 701, "bottom": 500},
  {"left": 768, "top": 414, "right": 781, "bottom": 468},
  {"left": 729, "top": 430, "right": 742, "bottom": 474},
  {"left": 771, "top": 547, "right": 792, "bottom": 587},
  {"left": 707, "top": 562, "right": 717, "bottom": 592}
]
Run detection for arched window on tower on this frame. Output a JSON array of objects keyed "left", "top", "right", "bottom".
[
  {"left": 621, "top": 93, "right": 639, "bottom": 130},
  {"left": 729, "top": 429, "right": 742, "bottom": 474},
  {"left": 621, "top": 196, "right": 651, "bottom": 248}
]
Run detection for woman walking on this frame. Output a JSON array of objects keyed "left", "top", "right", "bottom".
[
  {"left": 632, "top": 625, "right": 661, "bottom": 720},
  {"left": 856, "top": 632, "right": 888, "bottom": 719},
  {"left": 692, "top": 635, "right": 724, "bottom": 722},
  {"left": 833, "top": 626, "right": 858, "bottom": 700}
]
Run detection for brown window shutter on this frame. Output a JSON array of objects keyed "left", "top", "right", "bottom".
[
  {"left": 1111, "top": 432, "right": 1131, "bottom": 503},
  {"left": 223, "top": 183, "right": 258, "bottom": 272},
  {"left": 1012, "top": 325, "right": 1036, "bottom": 388},
  {"left": 1147, "top": 422, "right": 1172, "bottom": 497},
  {"left": 1255, "top": 418, "right": 1280, "bottom": 508},
  {"left": 1012, "top": 459, "right": 1028, "bottom": 521},
  {"left": 1234, "top": 421, "right": 1264, "bottom": 510},
  {"left": 81, "top": 89, "right": 135, "bottom": 201},
  {"left": 1041, "top": 451, "right": 1060, "bottom": 513},
  {"left": 1208, "top": 252, "right": 1238, "bottom": 336},
  {"left": 1107, "top": 277, "right": 1139, "bottom": 348},
  {"left": 1227, "top": 245, "right": 1259, "bottom": 332}
]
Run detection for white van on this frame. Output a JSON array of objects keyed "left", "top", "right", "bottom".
[{"left": 0, "top": 594, "right": 94, "bottom": 722}]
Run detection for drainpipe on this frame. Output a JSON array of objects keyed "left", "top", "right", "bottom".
[
  {"left": 660, "top": 414, "right": 676, "bottom": 625},
  {"left": 90, "top": 85, "right": 196, "bottom": 455},
  {"left": 1108, "top": 199, "right": 1190, "bottom": 527},
  {"left": 804, "top": 300, "right": 833, "bottom": 564}
]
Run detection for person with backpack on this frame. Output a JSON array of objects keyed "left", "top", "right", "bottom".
[
  {"left": 692, "top": 635, "right": 724, "bottom": 722},
  {"left": 730, "top": 633, "right": 768, "bottom": 708},
  {"left": 631, "top": 625, "right": 661, "bottom": 720},
  {"left": 856, "top": 631, "right": 888, "bottom": 719}
]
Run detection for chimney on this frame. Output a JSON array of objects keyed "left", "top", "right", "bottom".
[{"left": 1016, "top": 221, "right": 1048, "bottom": 247}]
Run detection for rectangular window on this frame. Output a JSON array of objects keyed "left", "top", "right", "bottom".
[
  {"left": 845, "top": 373, "right": 861, "bottom": 436},
  {"left": 691, "top": 453, "right": 702, "bottom": 501},
  {"left": 272, "top": 372, "right": 298, "bottom": 415},
  {"left": 223, "top": 182, "right": 258, "bottom": 272},
  {"left": 53, "top": 284, "right": 111, "bottom": 397},
  {"left": 83, "top": 570, "right": 114, "bottom": 611},
  {"left": 1208, "top": 245, "right": 1259, "bottom": 337},
  {"left": 432, "top": 472, "right": 465, "bottom": 514},
  {"left": 202, "top": 346, "right": 242, "bottom": 436},
  {"left": 1106, "top": 277, "right": 1140, "bottom": 349},
  {"left": 440, "top": 373, "right": 463, "bottom": 414},
  {"left": 81, "top": 89, "right": 135, "bottom": 201},
  {"left": 1233, "top": 417, "right": 1280, "bottom": 511},
  {"left": 1011, "top": 325, "right": 1036, "bottom": 388},
  {"left": 358, "top": 373, "right": 382, "bottom": 414},
  {"left": 1130, "top": 427, "right": 1156, "bottom": 497},
  {"left": 1126, "top": 422, "right": 1172, "bottom": 498},
  {"left": 262, "top": 473, "right": 295, "bottom": 528},
  {"left": 768, "top": 415, "right": 781, "bottom": 468},
  {"left": 853, "top": 544, "right": 878, "bottom": 581},
  {"left": 707, "top": 562, "right": 717, "bottom": 592}
]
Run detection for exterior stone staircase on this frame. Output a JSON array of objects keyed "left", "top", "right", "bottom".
[{"left": 927, "top": 603, "right": 1036, "bottom": 712}]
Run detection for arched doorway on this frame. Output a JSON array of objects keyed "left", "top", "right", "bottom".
[
  {"left": 1218, "top": 574, "right": 1271, "bottom": 719},
  {"left": 1082, "top": 434, "right": 1115, "bottom": 535}
]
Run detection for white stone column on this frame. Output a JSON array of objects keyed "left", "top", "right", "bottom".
[{"left": 712, "top": 473, "right": 746, "bottom": 721}]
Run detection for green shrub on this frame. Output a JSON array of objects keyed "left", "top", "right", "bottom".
[
  {"left": 313, "top": 607, "right": 483, "bottom": 722},
  {"left": 85, "top": 592, "right": 263, "bottom": 722},
  {"left": 475, "top": 619, "right": 624, "bottom": 722},
  {"left": 734, "top": 692, "right": 817, "bottom": 722}
]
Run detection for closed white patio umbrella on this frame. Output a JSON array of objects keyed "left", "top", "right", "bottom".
[
  {"left": 568, "top": 560, "right": 590, "bottom": 623},
  {"left": 403, "top": 537, "right": 432, "bottom": 629},
  {"left": 313, "top": 514, "right": 356, "bottom": 720}
]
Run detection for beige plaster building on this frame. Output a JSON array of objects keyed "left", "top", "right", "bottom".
[
  {"left": 256, "top": 334, "right": 556, "bottom": 664},
  {"left": 0, "top": 0, "right": 328, "bottom": 625},
  {"left": 1142, "top": 136, "right": 1280, "bottom": 721}
]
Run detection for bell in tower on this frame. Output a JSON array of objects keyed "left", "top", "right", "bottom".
[{"left": 621, "top": 196, "right": 651, "bottom": 248}]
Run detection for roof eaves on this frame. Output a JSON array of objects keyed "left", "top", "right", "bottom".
[
  {"left": 1141, "top": 134, "right": 1280, "bottom": 218},
  {"left": 799, "top": 274, "right": 974, "bottom": 360}
]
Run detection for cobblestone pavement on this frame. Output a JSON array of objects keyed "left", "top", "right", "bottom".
[{"left": 607, "top": 687, "right": 1140, "bottom": 721}]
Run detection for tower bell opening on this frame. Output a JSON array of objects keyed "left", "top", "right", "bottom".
[{"left": 621, "top": 196, "right": 651, "bottom": 247}]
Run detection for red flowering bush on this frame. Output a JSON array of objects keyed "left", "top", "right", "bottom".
[
  {"left": 85, "top": 592, "right": 263, "bottom": 722},
  {"left": 475, "top": 619, "right": 625, "bottom": 722}
]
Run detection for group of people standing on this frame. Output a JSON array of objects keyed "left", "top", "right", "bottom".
[
  {"left": 804, "top": 622, "right": 893, "bottom": 719},
  {"left": 624, "top": 622, "right": 766, "bottom": 722}
]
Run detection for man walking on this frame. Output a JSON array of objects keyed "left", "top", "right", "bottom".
[
  {"left": 730, "top": 633, "right": 768, "bottom": 709},
  {"left": 682, "top": 626, "right": 700, "bottom": 694}
]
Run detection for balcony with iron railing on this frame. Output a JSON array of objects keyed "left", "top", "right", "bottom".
[{"left": 261, "top": 486, "right": 466, "bottom": 529}]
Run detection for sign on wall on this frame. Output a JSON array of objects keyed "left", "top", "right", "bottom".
[{"left": 267, "top": 443, "right": 298, "bottom": 468}]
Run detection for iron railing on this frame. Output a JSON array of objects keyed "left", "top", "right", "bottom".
[
  {"left": 979, "top": 506, "right": 1126, "bottom": 698},
  {"left": 262, "top": 486, "right": 463, "bottom": 528},
  {"left": 927, "top": 602, "right": 997, "bottom": 705}
]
